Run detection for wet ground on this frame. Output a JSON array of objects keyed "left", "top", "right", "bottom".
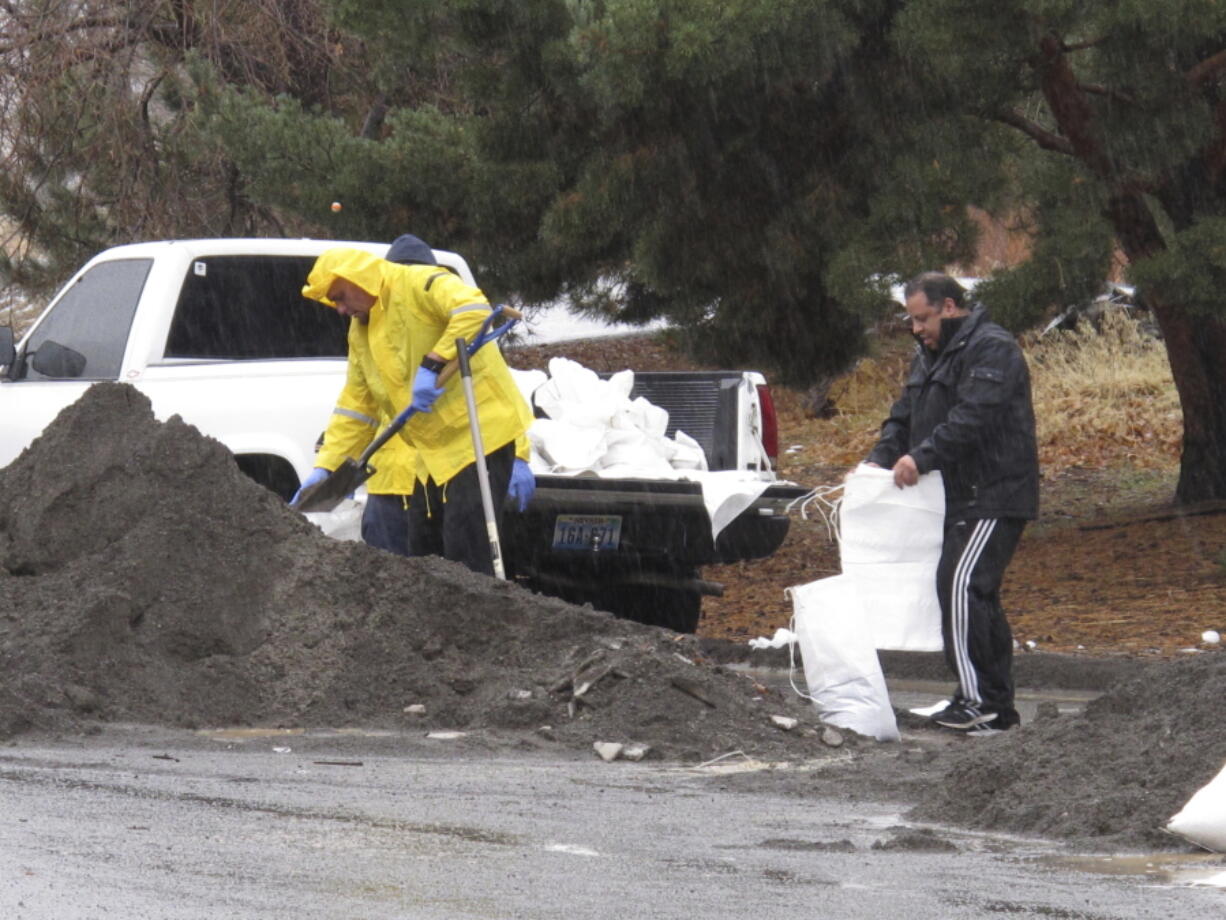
[
  {"left": 6, "top": 381, "right": 1226, "bottom": 915},
  {"left": 735, "top": 666, "right": 1101, "bottom": 725},
  {"left": 3, "top": 720, "right": 1225, "bottom": 920}
]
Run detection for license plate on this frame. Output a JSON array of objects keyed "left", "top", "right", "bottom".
[{"left": 551, "top": 514, "right": 622, "bottom": 551}]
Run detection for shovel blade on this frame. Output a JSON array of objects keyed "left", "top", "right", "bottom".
[{"left": 289, "top": 459, "right": 372, "bottom": 514}]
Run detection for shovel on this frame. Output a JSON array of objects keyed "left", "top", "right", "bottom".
[
  {"left": 290, "top": 305, "right": 521, "bottom": 514},
  {"left": 454, "top": 334, "right": 507, "bottom": 580}
]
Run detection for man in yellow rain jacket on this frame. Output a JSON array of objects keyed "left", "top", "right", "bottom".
[
  {"left": 299, "top": 235, "right": 535, "bottom": 575},
  {"left": 302, "top": 409, "right": 419, "bottom": 555}
]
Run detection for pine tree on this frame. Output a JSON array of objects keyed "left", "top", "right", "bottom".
[
  {"left": 0, "top": 0, "right": 352, "bottom": 293},
  {"left": 897, "top": 0, "right": 1226, "bottom": 501}
]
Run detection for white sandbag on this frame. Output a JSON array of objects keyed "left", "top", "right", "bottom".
[
  {"left": 509, "top": 367, "right": 548, "bottom": 408},
  {"left": 606, "top": 368, "right": 635, "bottom": 400},
  {"left": 599, "top": 428, "right": 654, "bottom": 468},
  {"left": 787, "top": 575, "right": 900, "bottom": 742},
  {"left": 533, "top": 357, "right": 630, "bottom": 428},
  {"left": 671, "top": 430, "right": 708, "bottom": 471},
  {"left": 626, "top": 396, "right": 669, "bottom": 439},
  {"left": 303, "top": 497, "right": 364, "bottom": 542},
  {"left": 527, "top": 418, "right": 609, "bottom": 472},
  {"left": 843, "top": 560, "right": 944, "bottom": 651},
  {"left": 839, "top": 464, "right": 945, "bottom": 652},
  {"left": 522, "top": 356, "right": 708, "bottom": 477},
  {"left": 840, "top": 464, "right": 945, "bottom": 564},
  {"left": 1167, "top": 761, "right": 1226, "bottom": 852}
]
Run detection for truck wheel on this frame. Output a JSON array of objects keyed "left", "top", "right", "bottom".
[
  {"left": 235, "top": 454, "right": 299, "bottom": 502},
  {"left": 615, "top": 585, "right": 702, "bottom": 634}
]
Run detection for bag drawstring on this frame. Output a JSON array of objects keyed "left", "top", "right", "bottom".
[{"left": 787, "top": 483, "right": 844, "bottom": 543}]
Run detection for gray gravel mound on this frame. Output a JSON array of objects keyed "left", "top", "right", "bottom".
[
  {"left": 910, "top": 654, "right": 1226, "bottom": 849},
  {"left": 0, "top": 382, "right": 829, "bottom": 762}
]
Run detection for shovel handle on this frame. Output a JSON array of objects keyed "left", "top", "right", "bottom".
[
  {"left": 353, "top": 306, "right": 520, "bottom": 466},
  {"left": 355, "top": 354, "right": 460, "bottom": 467}
]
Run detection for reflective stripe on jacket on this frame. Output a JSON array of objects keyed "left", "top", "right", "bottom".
[
  {"left": 315, "top": 403, "right": 418, "bottom": 495},
  {"left": 304, "top": 248, "right": 532, "bottom": 487}
]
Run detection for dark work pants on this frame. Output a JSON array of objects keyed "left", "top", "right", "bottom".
[
  {"left": 361, "top": 494, "right": 411, "bottom": 556},
  {"left": 936, "top": 517, "right": 1027, "bottom": 725},
  {"left": 406, "top": 441, "right": 515, "bottom": 577}
]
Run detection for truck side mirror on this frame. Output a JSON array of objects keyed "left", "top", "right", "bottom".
[
  {"left": 30, "top": 340, "right": 87, "bottom": 378},
  {"left": 0, "top": 327, "right": 13, "bottom": 372}
]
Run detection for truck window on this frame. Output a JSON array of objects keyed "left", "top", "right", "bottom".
[
  {"left": 24, "top": 258, "right": 151, "bottom": 380},
  {"left": 164, "top": 255, "right": 348, "bottom": 360}
]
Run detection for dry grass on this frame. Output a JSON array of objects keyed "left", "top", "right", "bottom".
[
  {"left": 778, "top": 334, "right": 913, "bottom": 470},
  {"left": 713, "top": 314, "right": 1199, "bottom": 649},
  {"left": 2, "top": 292, "right": 42, "bottom": 336},
  {"left": 791, "top": 313, "right": 1181, "bottom": 479},
  {"left": 1027, "top": 313, "right": 1181, "bottom": 471}
]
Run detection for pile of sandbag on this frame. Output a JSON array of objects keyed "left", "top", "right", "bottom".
[
  {"left": 782, "top": 464, "right": 946, "bottom": 742},
  {"left": 513, "top": 358, "right": 707, "bottom": 477}
]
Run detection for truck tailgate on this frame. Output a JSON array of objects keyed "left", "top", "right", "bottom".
[{"left": 507, "top": 475, "right": 809, "bottom": 566}]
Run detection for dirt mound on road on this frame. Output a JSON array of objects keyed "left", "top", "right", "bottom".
[
  {"left": 0, "top": 383, "right": 822, "bottom": 761},
  {"left": 909, "top": 653, "right": 1226, "bottom": 849},
  {"left": 3, "top": 382, "right": 1221, "bottom": 850}
]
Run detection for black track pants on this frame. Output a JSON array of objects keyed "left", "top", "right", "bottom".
[
  {"left": 936, "top": 517, "right": 1027, "bottom": 722},
  {"left": 406, "top": 441, "right": 515, "bottom": 577},
  {"left": 361, "top": 494, "right": 411, "bottom": 556}
]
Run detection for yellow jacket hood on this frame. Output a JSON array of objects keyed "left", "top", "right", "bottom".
[{"left": 302, "top": 248, "right": 385, "bottom": 307}]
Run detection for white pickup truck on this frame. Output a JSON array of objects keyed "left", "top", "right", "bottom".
[{"left": 0, "top": 238, "right": 807, "bottom": 632}]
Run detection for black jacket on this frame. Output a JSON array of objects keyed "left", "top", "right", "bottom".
[{"left": 868, "top": 306, "right": 1039, "bottom": 522}]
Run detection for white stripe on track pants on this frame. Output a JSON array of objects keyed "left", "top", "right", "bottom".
[{"left": 936, "top": 517, "right": 1027, "bottom": 722}]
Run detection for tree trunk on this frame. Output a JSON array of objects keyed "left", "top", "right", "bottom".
[
  {"left": 1107, "top": 194, "right": 1226, "bottom": 503},
  {"left": 1148, "top": 295, "right": 1226, "bottom": 503}
]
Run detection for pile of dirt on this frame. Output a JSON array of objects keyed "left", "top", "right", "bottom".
[
  {"left": 910, "top": 653, "right": 1226, "bottom": 849},
  {"left": 0, "top": 383, "right": 828, "bottom": 761},
  {"left": 5, "top": 381, "right": 1223, "bottom": 850}
]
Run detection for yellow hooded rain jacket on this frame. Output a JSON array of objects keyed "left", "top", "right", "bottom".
[{"left": 304, "top": 248, "right": 532, "bottom": 488}]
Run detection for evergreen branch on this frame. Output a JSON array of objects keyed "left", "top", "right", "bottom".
[
  {"left": 360, "top": 95, "right": 389, "bottom": 140},
  {"left": 1036, "top": 33, "right": 1114, "bottom": 178},
  {"left": 139, "top": 71, "right": 168, "bottom": 128},
  {"left": 1078, "top": 83, "right": 1137, "bottom": 106},
  {"left": 1061, "top": 37, "right": 1107, "bottom": 53},
  {"left": 994, "top": 108, "right": 1075, "bottom": 156},
  {"left": 1187, "top": 48, "right": 1226, "bottom": 87},
  {"left": 1203, "top": 99, "right": 1226, "bottom": 184},
  {"left": 0, "top": 13, "right": 130, "bottom": 56}
]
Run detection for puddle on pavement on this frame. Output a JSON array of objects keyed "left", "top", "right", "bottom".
[
  {"left": 544, "top": 843, "right": 602, "bottom": 857},
  {"left": 679, "top": 753, "right": 845, "bottom": 775},
  {"left": 734, "top": 667, "right": 1101, "bottom": 722},
  {"left": 200, "top": 727, "right": 305, "bottom": 740},
  {"left": 1044, "top": 851, "right": 1226, "bottom": 888},
  {"left": 199, "top": 727, "right": 398, "bottom": 741}
]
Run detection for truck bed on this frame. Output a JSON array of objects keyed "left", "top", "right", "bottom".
[{"left": 503, "top": 367, "right": 805, "bottom": 632}]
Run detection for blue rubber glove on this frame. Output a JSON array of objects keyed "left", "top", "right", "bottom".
[
  {"left": 507, "top": 459, "right": 536, "bottom": 512},
  {"left": 411, "top": 365, "right": 445, "bottom": 413},
  {"left": 291, "top": 466, "right": 330, "bottom": 505}
]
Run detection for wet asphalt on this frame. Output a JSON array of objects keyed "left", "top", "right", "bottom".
[{"left": 1, "top": 718, "right": 1224, "bottom": 919}]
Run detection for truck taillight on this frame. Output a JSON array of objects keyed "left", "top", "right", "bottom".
[{"left": 755, "top": 384, "right": 779, "bottom": 463}]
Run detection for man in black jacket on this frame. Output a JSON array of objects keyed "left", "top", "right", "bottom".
[{"left": 867, "top": 272, "right": 1039, "bottom": 732}]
